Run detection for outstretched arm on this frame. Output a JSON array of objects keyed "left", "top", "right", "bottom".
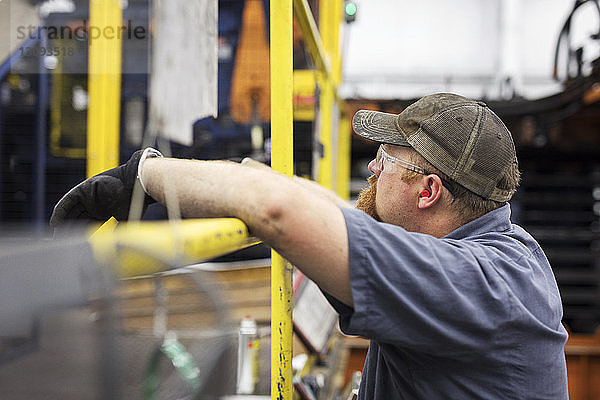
[
  {"left": 241, "top": 157, "right": 352, "bottom": 209},
  {"left": 141, "top": 157, "right": 353, "bottom": 306}
]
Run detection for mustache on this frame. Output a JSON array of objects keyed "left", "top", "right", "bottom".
[{"left": 355, "top": 175, "right": 380, "bottom": 221}]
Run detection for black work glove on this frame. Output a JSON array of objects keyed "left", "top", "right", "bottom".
[{"left": 50, "top": 149, "right": 158, "bottom": 229}]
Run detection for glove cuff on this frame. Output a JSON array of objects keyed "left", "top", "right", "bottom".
[{"left": 137, "top": 147, "right": 163, "bottom": 194}]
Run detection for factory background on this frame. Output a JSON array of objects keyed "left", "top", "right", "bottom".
[{"left": 1, "top": 0, "right": 600, "bottom": 398}]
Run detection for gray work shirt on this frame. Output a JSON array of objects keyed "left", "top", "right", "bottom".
[{"left": 326, "top": 205, "right": 568, "bottom": 399}]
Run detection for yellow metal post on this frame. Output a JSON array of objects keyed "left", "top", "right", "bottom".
[
  {"left": 294, "top": 0, "right": 350, "bottom": 195},
  {"left": 317, "top": 0, "right": 343, "bottom": 190},
  {"left": 317, "top": 74, "right": 334, "bottom": 189},
  {"left": 317, "top": 1, "right": 332, "bottom": 189},
  {"left": 336, "top": 115, "right": 351, "bottom": 199},
  {"left": 270, "top": 0, "right": 294, "bottom": 399},
  {"left": 324, "top": 0, "right": 343, "bottom": 87},
  {"left": 322, "top": 0, "right": 349, "bottom": 200},
  {"left": 329, "top": 0, "right": 349, "bottom": 200},
  {"left": 87, "top": 0, "right": 122, "bottom": 177}
]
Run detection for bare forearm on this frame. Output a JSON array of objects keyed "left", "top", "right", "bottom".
[
  {"left": 140, "top": 157, "right": 353, "bottom": 305},
  {"left": 142, "top": 158, "right": 348, "bottom": 229},
  {"left": 142, "top": 159, "right": 292, "bottom": 241},
  {"left": 240, "top": 157, "right": 351, "bottom": 208},
  {"left": 141, "top": 157, "right": 338, "bottom": 257},
  {"left": 142, "top": 158, "right": 278, "bottom": 223}
]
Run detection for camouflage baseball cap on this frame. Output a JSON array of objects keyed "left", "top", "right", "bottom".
[{"left": 352, "top": 93, "right": 518, "bottom": 202}]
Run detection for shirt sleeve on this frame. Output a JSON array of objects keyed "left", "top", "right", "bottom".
[{"left": 336, "top": 207, "right": 515, "bottom": 358}]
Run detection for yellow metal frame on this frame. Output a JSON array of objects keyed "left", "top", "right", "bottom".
[
  {"left": 337, "top": 115, "right": 351, "bottom": 199},
  {"left": 270, "top": 1, "right": 295, "bottom": 398},
  {"left": 318, "top": 0, "right": 346, "bottom": 195},
  {"left": 84, "top": 1, "right": 350, "bottom": 399},
  {"left": 269, "top": 1, "right": 349, "bottom": 397},
  {"left": 86, "top": 0, "right": 122, "bottom": 177},
  {"left": 89, "top": 218, "right": 260, "bottom": 278},
  {"left": 293, "top": 0, "right": 349, "bottom": 197}
]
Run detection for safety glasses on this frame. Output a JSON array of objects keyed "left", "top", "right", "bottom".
[
  {"left": 370, "top": 145, "right": 455, "bottom": 195},
  {"left": 373, "top": 146, "right": 430, "bottom": 176}
]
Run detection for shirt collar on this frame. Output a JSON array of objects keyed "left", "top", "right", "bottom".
[{"left": 445, "top": 203, "right": 512, "bottom": 240}]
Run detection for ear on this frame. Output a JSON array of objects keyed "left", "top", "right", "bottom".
[{"left": 417, "top": 175, "right": 443, "bottom": 209}]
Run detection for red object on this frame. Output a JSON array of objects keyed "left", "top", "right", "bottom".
[{"left": 420, "top": 189, "right": 431, "bottom": 198}]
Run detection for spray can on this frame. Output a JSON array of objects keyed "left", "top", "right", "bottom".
[{"left": 236, "top": 315, "right": 259, "bottom": 394}]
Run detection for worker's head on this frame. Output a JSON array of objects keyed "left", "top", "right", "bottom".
[{"left": 353, "top": 93, "right": 520, "bottom": 232}]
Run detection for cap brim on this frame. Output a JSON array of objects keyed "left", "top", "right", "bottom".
[{"left": 352, "top": 110, "right": 410, "bottom": 146}]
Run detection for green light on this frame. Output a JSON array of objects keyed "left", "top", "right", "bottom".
[{"left": 345, "top": 2, "right": 357, "bottom": 16}]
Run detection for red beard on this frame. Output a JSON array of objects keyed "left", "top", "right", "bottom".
[{"left": 356, "top": 175, "right": 381, "bottom": 221}]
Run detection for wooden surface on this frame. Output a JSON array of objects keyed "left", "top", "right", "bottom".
[
  {"left": 116, "top": 265, "right": 272, "bottom": 333},
  {"left": 565, "top": 327, "right": 600, "bottom": 400}
]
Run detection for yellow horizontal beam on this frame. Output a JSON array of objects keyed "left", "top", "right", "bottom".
[{"left": 89, "top": 218, "right": 260, "bottom": 278}]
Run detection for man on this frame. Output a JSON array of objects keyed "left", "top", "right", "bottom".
[{"left": 51, "top": 93, "right": 569, "bottom": 399}]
